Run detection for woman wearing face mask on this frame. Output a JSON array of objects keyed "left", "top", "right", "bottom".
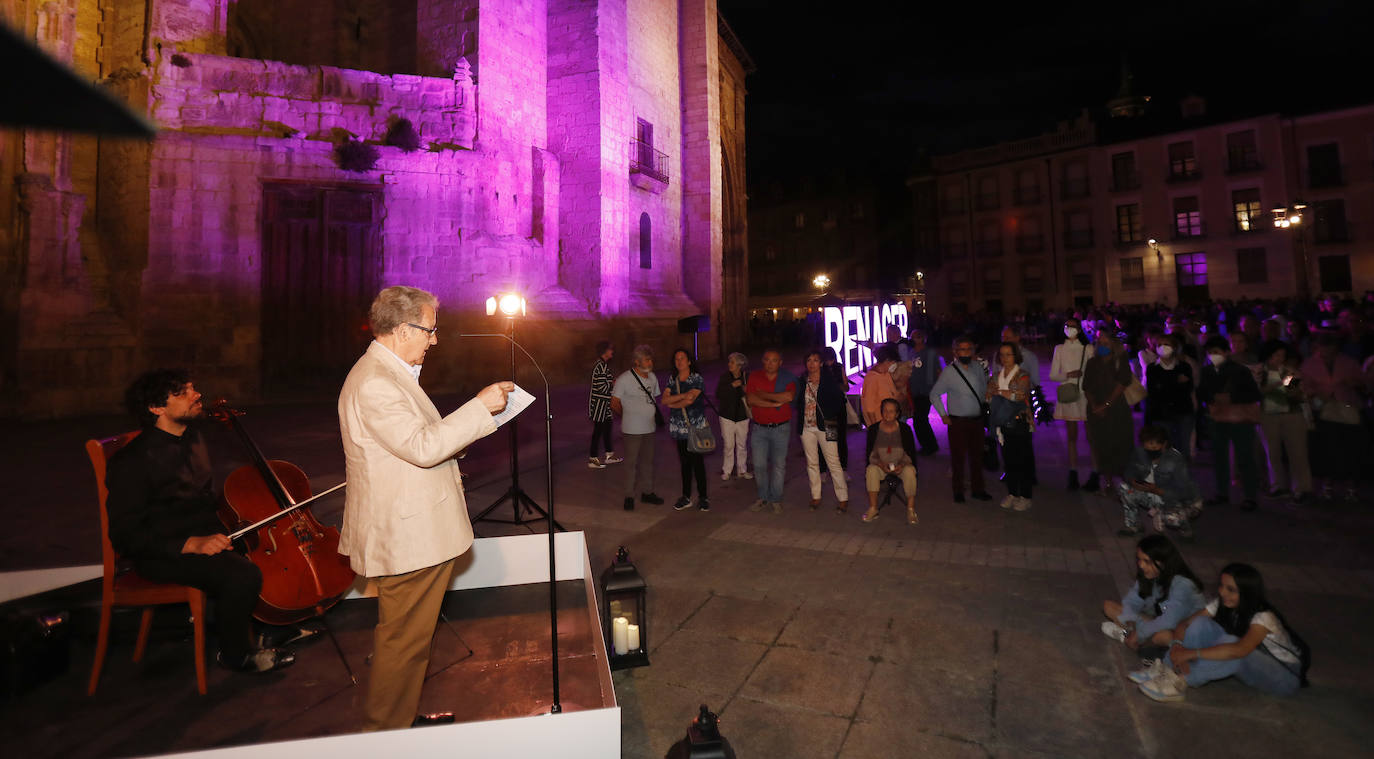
[
  {"left": 1197, "top": 336, "right": 1262, "bottom": 511},
  {"left": 1145, "top": 334, "right": 1195, "bottom": 459},
  {"left": 1082, "top": 331, "right": 1136, "bottom": 494},
  {"left": 1136, "top": 563, "right": 1308, "bottom": 702},
  {"left": 1050, "top": 317, "right": 1093, "bottom": 490}
]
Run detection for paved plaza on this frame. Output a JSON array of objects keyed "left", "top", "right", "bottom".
[{"left": 2, "top": 350, "right": 1372, "bottom": 758}]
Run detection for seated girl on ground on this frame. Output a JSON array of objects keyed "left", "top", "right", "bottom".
[
  {"left": 1135, "top": 563, "right": 1309, "bottom": 702},
  {"left": 1101, "top": 535, "right": 1205, "bottom": 653}
]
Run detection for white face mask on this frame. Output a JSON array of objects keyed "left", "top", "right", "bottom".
[
  {"left": 1064, "top": 327, "right": 1079, "bottom": 339},
  {"left": 1157, "top": 346, "right": 1174, "bottom": 358},
  {"left": 1208, "top": 352, "right": 1227, "bottom": 366}
]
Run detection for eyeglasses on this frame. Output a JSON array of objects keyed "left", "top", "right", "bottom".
[{"left": 406, "top": 322, "right": 438, "bottom": 337}]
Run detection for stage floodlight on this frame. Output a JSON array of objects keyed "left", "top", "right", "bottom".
[{"left": 486, "top": 293, "right": 527, "bottom": 317}]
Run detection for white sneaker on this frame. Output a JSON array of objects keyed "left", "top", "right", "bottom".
[
  {"left": 1013, "top": 497, "right": 1032, "bottom": 512},
  {"left": 1000, "top": 495, "right": 1015, "bottom": 510},
  {"left": 587, "top": 457, "right": 605, "bottom": 469},
  {"left": 1128, "top": 659, "right": 1167, "bottom": 684},
  {"left": 601, "top": 453, "right": 624, "bottom": 465},
  {"left": 1101, "top": 621, "right": 1128, "bottom": 643},
  {"left": 1139, "top": 668, "right": 1188, "bottom": 702},
  {"left": 739, "top": 471, "right": 754, "bottom": 480}
]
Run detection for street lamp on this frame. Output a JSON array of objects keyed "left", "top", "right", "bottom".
[
  {"left": 812, "top": 274, "right": 830, "bottom": 291},
  {"left": 1148, "top": 238, "right": 1161, "bottom": 261},
  {"left": 1272, "top": 201, "right": 1311, "bottom": 296}
]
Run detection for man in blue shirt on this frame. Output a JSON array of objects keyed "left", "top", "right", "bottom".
[{"left": 931, "top": 336, "right": 992, "bottom": 503}]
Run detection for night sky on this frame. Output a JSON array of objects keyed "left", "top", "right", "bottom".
[{"left": 721, "top": 0, "right": 1374, "bottom": 192}]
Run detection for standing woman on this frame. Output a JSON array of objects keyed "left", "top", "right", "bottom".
[
  {"left": 987, "top": 341, "right": 1035, "bottom": 511},
  {"left": 1145, "top": 334, "right": 1195, "bottom": 459},
  {"left": 715, "top": 352, "right": 752, "bottom": 481},
  {"left": 662, "top": 348, "right": 710, "bottom": 512},
  {"left": 1300, "top": 333, "right": 1368, "bottom": 501},
  {"left": 1050, "top": 317, "right": 1092, "bottom": 489},
  {"left": 1257, "top": 344, "right": 1311, "bottom": 502},
  {"left": 587, "top": 341, "right": 622, "bottom": 468},
  {"left": 795, "top": 349, "right": 849, "bottom": 512},
  {"left": 1083, "top": 331, "right": 1136, "bottom": 494},
  {"left": 821, "top": 347, "right": 851, "bottom": 471}
]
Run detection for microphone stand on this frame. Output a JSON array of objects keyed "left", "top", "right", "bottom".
[{"left": 459, "top": 327, "right": 563, "bottom": 714}]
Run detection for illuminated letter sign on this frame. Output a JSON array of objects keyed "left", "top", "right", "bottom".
[{"left": 823, "top": 301, "right": 910, "bottom": 378}]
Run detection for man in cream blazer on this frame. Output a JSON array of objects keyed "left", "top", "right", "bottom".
[{"left": 338, "top": 285, "right": 511, "bottom": 731}]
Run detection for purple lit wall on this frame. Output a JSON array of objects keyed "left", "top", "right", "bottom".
[{"left": 2, "top": 0, "right": 744, "bottom": 416}]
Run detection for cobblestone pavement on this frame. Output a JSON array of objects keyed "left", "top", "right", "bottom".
[{"left": 2, "top": 349, "right": 1372, "bottom": 758}]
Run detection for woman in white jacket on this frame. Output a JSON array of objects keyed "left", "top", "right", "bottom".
[{"left": 1050, "top": 316, "right": 1092, "bottom": 490}]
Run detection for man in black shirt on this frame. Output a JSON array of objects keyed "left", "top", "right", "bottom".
[{"left": 105, "top": 369, "right": 295, "bottom": 673}]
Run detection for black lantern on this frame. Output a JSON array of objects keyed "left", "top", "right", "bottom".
[{"left": 600, "top": 546, "right": 648, "bottom": 670}]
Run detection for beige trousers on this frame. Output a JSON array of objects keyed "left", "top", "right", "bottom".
[{"left": 363, "top": 557, "right": 457, "bottom": 731}]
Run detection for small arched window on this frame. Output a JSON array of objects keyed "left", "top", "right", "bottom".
[{"left": 639, "top": 213, "right": 652, "bottom": 269}]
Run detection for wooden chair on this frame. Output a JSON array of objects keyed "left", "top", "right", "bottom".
[{"left": 86, "top": 431, "right": 208, "bottom": 696}]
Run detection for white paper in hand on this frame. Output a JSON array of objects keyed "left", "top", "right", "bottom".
[{"left": 491, "top": 384, "right": 536, "bottom": 428}]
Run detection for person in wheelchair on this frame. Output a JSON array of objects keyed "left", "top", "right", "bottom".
[{"left": 862, "top": 398, "right": 918, "bottom": 525}]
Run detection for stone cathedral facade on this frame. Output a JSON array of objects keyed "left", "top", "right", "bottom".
[{"left": 1, "top": 0, "right": 751, "bottom": 416}]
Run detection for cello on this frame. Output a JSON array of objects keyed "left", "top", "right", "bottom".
[{"left": 207, "top": 401, "right": 355, "bottom": 626}]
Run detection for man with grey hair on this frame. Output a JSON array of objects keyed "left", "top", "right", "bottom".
[
  {"left": 611, "top": 344, "right": 664, "bottom": 510},
  {"left": 338, "top": 284, "right": 513, "bottom": 730}
]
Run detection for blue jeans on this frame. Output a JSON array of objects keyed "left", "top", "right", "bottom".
[
  {"left": 1165, "top": 616, "right": 1300, "bottom": 696},
  {"left": 751, "top": 423, "right": 791, "bottom": 502}
]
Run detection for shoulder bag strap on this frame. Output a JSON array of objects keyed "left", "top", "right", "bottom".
[
  {"left": 630, "top": 370, "right": 657, "bottom": 406},
  {"left": 953, "top": 363, "right": 983, "bottom": 405}
]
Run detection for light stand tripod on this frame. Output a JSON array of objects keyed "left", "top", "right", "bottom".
[
  {"left": 458, "top": 321, "right": 565, "bottom": 714},
  {"left": 466, "top": 318, "right": 565, "bottom": 532}
]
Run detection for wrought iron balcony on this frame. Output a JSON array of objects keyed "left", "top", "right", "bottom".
[{"left": 629, "top": 139, "right": 669, "bottom": 183}]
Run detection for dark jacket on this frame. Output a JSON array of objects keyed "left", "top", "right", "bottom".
[
  {"left": 794, "top": 371, "right": 848, "bottom": 437},
  {"left": 715, "top": 370, "right": 749, "bottom": 422},
  {"left": 907, "top": 346, "right": 943, "bottom": 396},
  {"left": 1197, "top": 360, "right": 1261, "bottom": 407},
  {"left": 865, "top": 422, "right": 919, "bottom": 468},
  {"left": 1144, "top": 360, "right": 1194, "bottom": 422},
  {"left": 1123, "top": 447, "right": 1200, "bottom": 507}
]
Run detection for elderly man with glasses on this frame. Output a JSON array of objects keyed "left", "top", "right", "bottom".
[{"left": 338, "top": 285, "right": 513, "bottom": 731}]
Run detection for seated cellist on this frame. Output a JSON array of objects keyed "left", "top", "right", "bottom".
[{"left": 105, "top": 368, "right": 306, "bottom": 673}]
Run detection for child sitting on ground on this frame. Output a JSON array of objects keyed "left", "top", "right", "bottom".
[
  {"left": 1134, "top": 562, "right": 1310, "bottom": 702},
  {"left": 1117, "top": 424, "right": 1202, "bottom": 540},
  {"left": 1102, "top": 535, "right": 1206, "bottom": 657}
]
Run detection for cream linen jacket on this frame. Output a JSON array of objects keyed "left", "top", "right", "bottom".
[{"left": 337, "top": 341, "right": 498, "bottom": 577}]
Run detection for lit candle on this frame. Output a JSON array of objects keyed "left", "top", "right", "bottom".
[
  {"left": 627, "top": 624, "right": 640, "bottom": 651},
  {"left": 612, "top": 616, "right": 629, "bottom": 655}
]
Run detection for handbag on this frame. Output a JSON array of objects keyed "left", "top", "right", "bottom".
[
  {"left": 1317, "top": 399, "right": 1361, "bottom": 426},
  {"left": 982, "top": 433, "right": 1000, "bottom": 471},
  {"left": 1124, "top": 375, "right": 1147, "bottom": 406},
  {"left": 674, "top": 378, "right": 716, "bottom": 453},
  {"left": 630, "top": 369, "right": 664, "bottom": 430},
  {"left": 1056, "top": 346, "right": 1087, "bottom": 404},
  {"left": 1210, "top": 393, "right": 1261, "bottom": 424}
]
